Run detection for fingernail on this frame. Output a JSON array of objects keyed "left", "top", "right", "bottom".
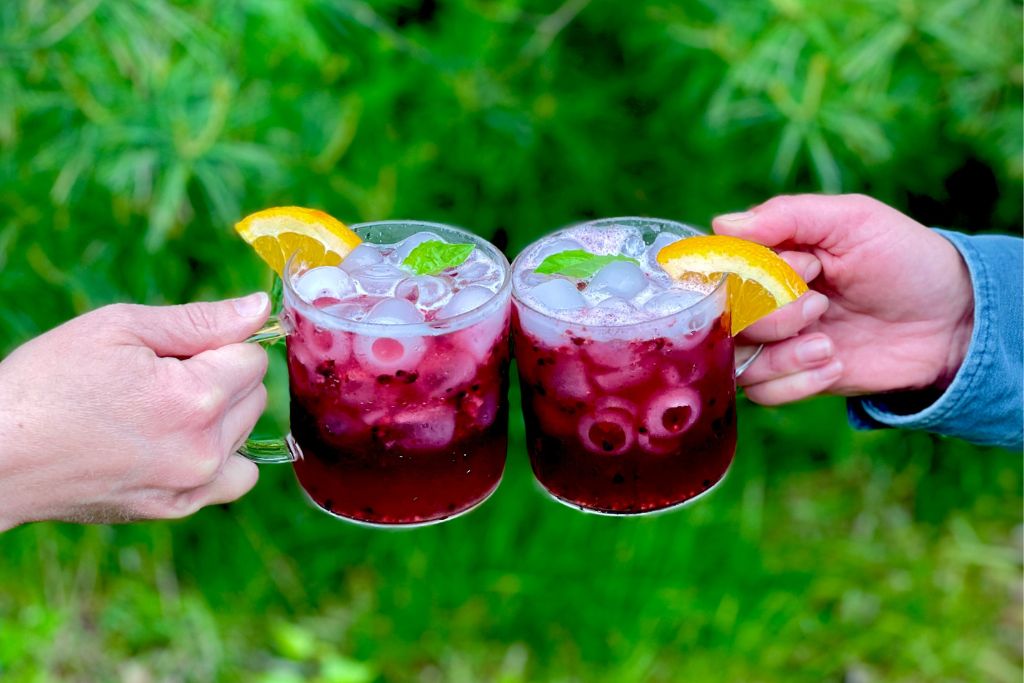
[
  {"left": 796, "top": 337, "right": 833, "bottom": 364},
  {"left": 815, "top": 360, "right": 843, "bottom": 382},
  {"left": 802, "top": 292, "right": 829, "bottom": 321},
  {"left": 233, "top": 292, "right": 268, "bottom": 317},
  {"left": 715, "top": 211, "right": 755, "bottom": 228}
]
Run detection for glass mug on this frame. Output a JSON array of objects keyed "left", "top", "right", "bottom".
[
  {"left": 511, "top": 217, "right": 759, "bottom": 515},
  {"left": 242, "top": 221, "right": 513, "bottom": 527}
]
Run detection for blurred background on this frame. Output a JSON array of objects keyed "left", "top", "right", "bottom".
[{"left": 0, "top": 1, "right": 1021, "bottom": 681}]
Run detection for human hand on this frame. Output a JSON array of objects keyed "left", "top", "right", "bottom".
[
  {"left": 714, "top": 194, "right": 974, "bottom": 406},
  {"left": 0, "top": 294, "right": 270, "bottom": 530}
]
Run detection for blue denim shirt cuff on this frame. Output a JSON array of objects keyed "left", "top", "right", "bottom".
[{"left": 847, "top": 229, "right": 1024, "bottom": 449}]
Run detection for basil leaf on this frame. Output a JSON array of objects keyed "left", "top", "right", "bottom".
[
  {"left": 534, "top": 249, "right": 641, "bottom": 279},
  {"left": 402, "top": 241, "right": 474, "bottom": 275}
]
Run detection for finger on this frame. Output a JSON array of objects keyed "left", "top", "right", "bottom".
[
  {"left": 712, "top": 194, "right": 884, "bottom": 250},
  {"left": 739, "top": 291, "right": 829, "bottom": 343},
  {"left": 737, "top": 333, "right": 835, "bottom": 386},
  {"left": 184, "top": 343, "right": 269, "bottom": 403},
  {"left": 220, "top": 384, "right": 268, "bottom": 454},
  {"left": 743, "top": 360, "right": 844, "bottom": 406},
  {"left": 124, "top": 293, "right": 270, "bottom": 357},
  {"left": 185, "top": 454, "right": 260, "bottom": 508},
  {"left": 778, "top": 250, "right": 822, "bottom": 282}
]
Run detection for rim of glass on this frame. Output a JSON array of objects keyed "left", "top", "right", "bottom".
[
  {"left": 282, "top": 220, "right": 512, "bottom": 336},
  {"left": 510, "top": 216, "right": 730, "bottom": 329}
]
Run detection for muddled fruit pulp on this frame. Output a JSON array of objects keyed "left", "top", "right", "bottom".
[
  {"left": 514, "top": 312, "right": 736, "bottom": 514},
  {"left": 287, "top": 306, "right": 510, "bottom": 526}
]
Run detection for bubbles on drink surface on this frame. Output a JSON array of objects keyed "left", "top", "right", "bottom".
[
  {"left": 513, "top": 222, "right": 716, "bottom": 329},
  {"left": 291, "top": 230, "right": 504, "bottom": 326}
]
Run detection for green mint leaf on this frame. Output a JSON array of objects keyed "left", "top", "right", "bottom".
[
  {"left": 402, "top": 240, "right": 474, "bottom": 275},
  {"left": 534, "top": 249, "right": 640, "bottom": 279}
]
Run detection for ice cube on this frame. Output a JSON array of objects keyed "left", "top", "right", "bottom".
[
  {"left": 519, "top": 270, "right": 553, "bottom": 289},
  {"left": 646, "top": 232, "right": 682, "bottom": 269},
  {"left": 335, "top": 369, "right": 381, "bottom": 408},
  {"left": 340, "top": 243, "right": 383, "bottom": 273},
  {"left": 621, "top": 230, "right": 646, "bottom": 258},
  {"left": 392, "top": 231, "right": 444, "bottom": 265},
  {"left": 533, "top": 237, "right": 584, "bottom": 264},
  {"left": 349, "top": 263, "right": 407, "bottom": 297},
  {"left": 352, "top": 298, "right": 427, "bottom": 373},
  {"left": 514, "top": 306, "right": 572, "bottom": 349},
  {"left": 527, "top": 278, "right": 586, "bottom": 311},
  {"left": 593, "top": 363, "right": 648, "bottom": 393},
  {"left": 438, "top": 285, "right": 493, "bottom": 319},
  {"left": 422, "top": 347, "right": 478, "bottom": 397},
  {"left": 643, "top": 387, "right": 700, "bottom": 438},
  {"left": 644, "top": 289, "right": 704, "bottom": 317},
  {"left": 545, "top": 357, "right": 592, "bottom": 401},
  {"left": 589, "top": 261, "right": 647, "bottom": 300},
  {"left": 319, "top": 410, "right": 368, "bottom": 446},
  {"left": 321, "top": 301, "right": 373, "bottom": 322},
  {"left": 365, "top": 297, "right": 425, "bottom": 324},
  {"left": 459, "top": 389, "right": 500, "bottom": 429},
  {"left": 454, "top": 257, "right": 501, "bottom": 290},
  {"left": 661, "top": 360, "right": 702, "bottom": 387},
  {"left": 395, "top": 275, "right": 452, "bottom": 310},
  {"left": 594, "top": 295, "right": 638, "bottom": 316},
  {"left": 580, "top": 295, "right": 640, "bottom": 327},
  {"left": 389, "top": 406, "right": 456, "bottom": 451},
  {"left": 453, "top": 305, "right": 509, "bottom": 363},
  {"left": 294, "top": 266, "right": 355, "bottom": 303}
]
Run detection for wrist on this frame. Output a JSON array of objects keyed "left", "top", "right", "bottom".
[
  {"left": 933, "top": 241, "right": 976, "bottom": 391},
  {"left": 0, "top": 380, "right": 29, "bottom": 532}
]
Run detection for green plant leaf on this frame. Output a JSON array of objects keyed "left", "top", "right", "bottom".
[
  {"left": 534, "top": 250, "right": 640, "bottom": 279},
  {"left": 402, "top": 241, "right": 474, "bottom": 275}
]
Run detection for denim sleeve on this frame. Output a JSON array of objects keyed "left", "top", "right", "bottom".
[{"left": 847, "top": 230, "right": 1024, "bottom": 450}]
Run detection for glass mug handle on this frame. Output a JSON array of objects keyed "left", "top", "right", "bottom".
[
  {"left": 237, "top": 315, "right": 296, "bottom": 464},
  {"left": 735, "top": 344, "right": 763, "bottom": 378}
]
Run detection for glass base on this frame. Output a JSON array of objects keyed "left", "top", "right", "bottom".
[
  {"left": 296, "top": 473, "right": 504, "bottom": 529},
  {"left": 536, "top": 461, "right": 732, "bottom": 517}
]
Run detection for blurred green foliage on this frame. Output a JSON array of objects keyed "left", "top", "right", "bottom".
[{"left": 0, "top": 1, "right": 1020, "bottom": 681}]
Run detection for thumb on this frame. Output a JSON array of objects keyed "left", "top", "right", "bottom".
[
  {"left": 712, "top": 193, "right": 881, "bottom": 251},
  {"left": 127, "top": 292, "right": 270, "bottom": 358}
]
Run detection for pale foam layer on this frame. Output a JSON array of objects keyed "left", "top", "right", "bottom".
[{"left": 513, "top": 222, "right": 719, "bottom": 332}]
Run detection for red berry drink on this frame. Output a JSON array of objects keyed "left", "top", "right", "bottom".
[
  {"left": 512, "top": 218, "right": 737, "bottom": 514},
  {"left": 281, "top": 221, "right": 511, "bottom": 526}
]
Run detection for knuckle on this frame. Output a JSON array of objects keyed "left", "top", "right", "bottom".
[
  {"left": 760, "top": 194, "right": 800, "bottom": 213},
  {"left": 181, "top": 445, "right": 224, "bottom": 488},
  {"left": 182, "top": 304, "right": 220, "bottom": 337},
  {"left": 164, "top": 491, "right": 205, "bottom": 519},
  {"left": 136, "top": 491, "right": 201, "bottom": 520},
  {"left": 90, "top": 302, "right": 137, "bottom": 328},
  {"left": 253, "top": 383, "right": 268, "bottom": 411},
  {"left": 196, "top": 385, "right": 226, "bottom": 418},
  {"left": 745, "top": 384, "right": 784, "bottom": 407},
  {"left": 182, "top": 378, "right": 228, "bottom": 422},
  {"left": 766, "top": 348, "right": 789, "bottom": 376},
  {"left": 841, "top": 193, "right": 885, "bottom": 218},
  {"left": 236, "top": 343, "right": 270, "bottom": 378}
]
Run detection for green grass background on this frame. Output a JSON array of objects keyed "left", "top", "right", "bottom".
[{"left": 0, "top": 1, "right": 1021, "bottom": 681}]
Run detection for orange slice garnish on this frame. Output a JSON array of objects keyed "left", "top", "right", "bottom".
[
  {"left": 234, "top": 206, "right": 361, "bottom": 276},
  {"left": 657, "top": 235, "right": 808, "bottom": 334}
]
